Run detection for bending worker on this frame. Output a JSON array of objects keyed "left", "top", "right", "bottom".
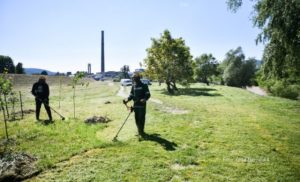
[
  {"left": 31, "top": 76, "right": 52, "bottom": 121},
  {"left": 124, "top": 73, "right": 151, "bottom": 137}
]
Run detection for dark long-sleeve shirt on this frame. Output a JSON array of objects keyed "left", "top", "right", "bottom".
[
  {"left": 128, "top": 81, "right": 151, "bottom": 107},
  {"left": 31, "top": 81, "right": 50, "bottom": 99}
]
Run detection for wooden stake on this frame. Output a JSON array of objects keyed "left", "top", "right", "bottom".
[{"left": 19, "top": 91, "right": 24, "bottom": 119}]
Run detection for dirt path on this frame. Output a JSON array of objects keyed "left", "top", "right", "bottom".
[
  {"left": 246, "top": 86, "right": 267, "bottom": 96},
  {"left": 117, "top": 85, "right": 130, "bottom": 98}
]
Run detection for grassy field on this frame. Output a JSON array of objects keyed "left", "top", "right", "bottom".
[{"left": 1, "top": 76, "right": 300, "bottom": 181}]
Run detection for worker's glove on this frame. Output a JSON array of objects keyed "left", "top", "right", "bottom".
[
  {"left": 123, "top": 99, "right": 128, "bottom": 105},
  {"left": 130, "top": 106, "right": 134, "bottom": 112}
]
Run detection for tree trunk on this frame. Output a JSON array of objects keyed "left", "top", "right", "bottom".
[
  {"left": 166, "top": 81, "right": 174, "bottom": 94},
  {"left": 0, "top": 94, "right": 8, "bottom": 139},
  {"left": 205, "top": 77, "right": 209, "bottom": 86},
  {"left": 172, "top": 81, "right": 178, "bottom": 91},
  {"left": 4, "top": 94, "right": 9, "bottom": 119}
]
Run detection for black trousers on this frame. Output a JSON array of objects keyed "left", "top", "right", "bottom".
[
  {"left": 35, "top": 98, "right": 52, "bottom": 120},
  {"left": 134, "top": 106, "right": 146, "bottom": 135}
]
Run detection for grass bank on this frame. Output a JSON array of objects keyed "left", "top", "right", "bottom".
[{"left": 0, "top": 79, "right": 299, "bottom": 181}]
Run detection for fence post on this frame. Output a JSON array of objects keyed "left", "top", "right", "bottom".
[
  {"left": 59, "top": 76, "right": 62, "bottom": 108},
  {"left": 19, "top": 91, "right": 24, "bottom": 119}
]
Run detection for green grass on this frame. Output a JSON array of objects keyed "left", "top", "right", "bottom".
[{"left": 1, "top": 78, "right": 300, "bottom": 181}]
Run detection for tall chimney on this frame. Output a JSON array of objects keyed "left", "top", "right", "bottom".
[
  {"left": 101, "top": 30, "right": 105, "bottom": 73},
  {"left": 87, "top": 63, "right": 91, "bottom": 74}
]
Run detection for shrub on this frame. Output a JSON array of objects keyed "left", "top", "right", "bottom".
[{"left": 270, "top": 81, "right": 299, "bottom": 100}]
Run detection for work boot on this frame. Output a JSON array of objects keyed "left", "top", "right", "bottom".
[{"left": 139, "top": 131, "right": 147, "bottom": 138}]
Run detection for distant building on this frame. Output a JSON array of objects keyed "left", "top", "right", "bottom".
[
  {"left": 93, "top": 71, "right": 121, "bottom": 81},
  {"left": 135, "top": 68, "right": 145, "bottom": 73}
]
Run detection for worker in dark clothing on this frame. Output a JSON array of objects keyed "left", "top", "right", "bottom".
[
  {"left": 31, "top": 76, "right": 52, "bottom": 121},
  {"left": 124, "top": 73, "right": 151, "bottom": 137}
]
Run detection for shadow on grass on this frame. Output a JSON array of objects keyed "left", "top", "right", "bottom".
[
  {"left": 38, "top": 120, "right": 55, "bottom": 125},
  {"left": 143, "top": 133, "right": 177, "bottom": 151},
  {"left": 161, "top": 87, "right": 222, "bottom": 97}
]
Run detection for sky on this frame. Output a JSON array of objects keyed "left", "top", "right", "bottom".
[{"left": 0, "top": 0, "right": 264, "bottom": 74}]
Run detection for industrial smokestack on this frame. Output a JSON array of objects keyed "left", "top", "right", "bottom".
[
  {"left": 101, "top": 30, "right": 105, "bottom": 73},
  {"left": 87, "top": 63, "right": 91, "bottom": 74}
]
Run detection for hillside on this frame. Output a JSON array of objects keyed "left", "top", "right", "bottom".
[
  {"left": 24, "top": 68, "right": 56, "bottom": 75},
  {"left": 0, "top": 80, "right": 299, "bottom": 181}
]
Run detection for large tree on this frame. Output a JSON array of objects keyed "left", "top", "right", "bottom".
[
  {"left": 222, "top": 47, "right": 256, "bottom": 87},
  {"left": 15, "top": 62, "right": 25, "bottom": 74},
  {"left": 194, "top": 54, "right": 219, "bottom": 85},
  {"left": 120, "top": 65, "right": 130, "bottom": 79},
  {"left": 0, "top": 55, "right": 15, "bottom": 73},
  {"left": 144, "top": 30, "right": 193, "bottom": 94},
  {"left": 227, "top": 0, "right": 300, "bottom": 84}
]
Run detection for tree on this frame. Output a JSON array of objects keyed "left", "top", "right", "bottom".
[
  {"left": 41, "top": 70, "right": 48, "bottom": 75},
  {"left": 144, "top": 30, "right": 194, "bottom": 94},
  {"left": 71, "top": 72, "right": 88, "bottom": 119},
  {"left": 0, "top": 69, "right": 13, "bottom": 140},
  {"left": 194, "top": 54, "right": 219, "bottom": 85},
  {"left": 227, "top": 0, "right": 300, "bottom": 93},
  {"left": 240, "top": 58, "right": 256, "bottom": 86},
  {"left": 120, "top": 65, "right": 130, "bottom": 79},
  {"left": 15, "top": 62, "right": 25, "bottom": 74},
  {"left": 0, "top": 55, "right": 15, "bottom": 73},
  {"left": 222, "top": 47, "right": 256, "bottom": 87}
]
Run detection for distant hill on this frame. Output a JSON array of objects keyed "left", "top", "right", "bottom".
[{"left": 24, "top": 68, "right": 56, "bottom": 75}]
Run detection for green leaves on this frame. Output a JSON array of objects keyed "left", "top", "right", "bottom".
[
  {"left": 226, "top": 0, "right": 242, "bottom": 13},
  {"left": 222, "top": 47, "right": 256, "bottom": 87},
  {"left": 0, "top": 69, "right": 13, "bottom": 95},
  {"left": 194, "top": 54, "right": 219, "bottom": 85},
  {"left": 227, "top": 0, "right": 300, "bottom": 96},
  {"left": 144, "top": 30, "right": 194, "bottom": 93},
  {"left": 71, "top": 72, "right": 88, "bottom": 118}
]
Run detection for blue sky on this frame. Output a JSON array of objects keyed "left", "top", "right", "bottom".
[{"left": 0, "top": 0, "right": 264, "bottom": 73}]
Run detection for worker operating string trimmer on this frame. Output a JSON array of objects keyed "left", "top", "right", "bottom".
[
  {"left": 123, "top": 72, "right": 151, "bottom": 139},
  {"left": 31, "top": 76, "right": 53, "bottom": 121}
]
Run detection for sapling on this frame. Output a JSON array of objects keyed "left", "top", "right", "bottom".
[
  {"left": 71, "top": 72, "right": 88, "bottom": 119},
  {"left": 8, "top": 92, "right": 18, "bottom": 121},
  {"left": 0, "top": 70, "right": 12, "bottom": 139}
]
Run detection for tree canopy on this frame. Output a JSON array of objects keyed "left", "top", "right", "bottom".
[
  {"left": 120, "top": 65, "right": 130, "bottom": 79},
  {"left": 0, "top": 55, "right": 15, "bottom": 73},
  {"left": 222, "top": 47, "right": 256, "bottom": 87},
  {"left": 0, "top": 55, "right": 25, "bottom": 74},
  {"left": 227, "top": 0, "right": 300, "bottom": 85},
  {"left": 15, "top": 63, "right": 25, "bottom": 74},
  {"left": 194, "top": 54, "right": 219, "bottom": 85},
  {"left": 144, "top": 30, "right": 193, "bottom": 94}
]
